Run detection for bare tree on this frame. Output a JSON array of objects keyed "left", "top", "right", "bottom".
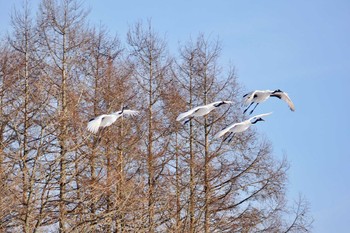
[
  {"left": 176, "top": 40, "right": 199, "bottom": 233},
  {"left": 160, "top": 62, "right": 190, "bottom": 232},
  {"left": 0, "top": 40, "right": 19, "bottom": 232},
  {"left": 283, "top": 195, "right": 313, "bottom": 233},
  {"left": 37, "top": 0, "right": 89, "bottom": 231},
  {"left": 73, "top": 24, "right": 144, "bottom": 232},
  {"left": 174, "top": 35, "right": 237, "bottom": 232},
  {"left": 3, "top": 1, "right": 56, "bottom": 231},
  {"left": 127, "top": 20, "right": 173, "bottom": 232},
  {"left": 193, "top": 36, "right": 223, "bottom": 233},
  {"left": 79, "top": 25, "right": 121, "bottom": 230},
  {"left": 8, "top": 2, "right": 36, "bottom": 231}
]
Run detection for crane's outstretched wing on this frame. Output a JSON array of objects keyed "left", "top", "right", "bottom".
[
  {"left": 214, "top": 123, "right": 238, "bottom": 139},
  {"left": 242, "top": 91, "right": 255, "bottom": 106},
  {"left": 87, "top": 115, "right": 106, "bottom": 134},
  {"left": 122, "top": 109, "right": 140, "bottom": 116},
  {"left": 213, "top": 100, "right": 233, "bottom": 107},
  {"left": 280, "top": 92, "right": 295, "bottom": 111},
  {"left": 248, "top": 112, "right": 273, "bottom": 122},
  {"left": 270, "top": 91, "right": 295, "bottom": 111},
  {"left": 176, "top": 107, "right": 200, "bottom": 121}
]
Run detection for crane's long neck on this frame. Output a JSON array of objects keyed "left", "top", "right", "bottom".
[
  {"left": 251, "top": 119, "right": 259, "bottom": 124},
  {"left": 120, "top": 106, "right": 128, "bottom": 115},
  {"left": 213, "top": 101, "right": 225, "bottom": 108},
  {"left": 251, "top": 118, "right": 263, "bottom": 124}
]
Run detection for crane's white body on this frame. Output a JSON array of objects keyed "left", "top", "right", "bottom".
[
  {"left": 243, "top": 90, "right": 272, "bottom": 105},
  {"left": 87, "top": 109, "right": 139, "bottom": 134},
  {"left": 243, "top": 89, "right": 295, "bottom": 114},
  {"left": 176, "top": 101, "right": 233, "bottom": 122},
  {"left": 214, "top": 112, "right": 272, "bottom": 139}
]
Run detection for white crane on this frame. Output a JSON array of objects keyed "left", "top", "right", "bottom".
[
  {"left": 87, "top": 106, "right": 139, "bottom": 134},
  {"left": 243, "top": 89, "right": 295, "bottom": 115},
  {"left": 176, "top": 101, "right": 233, "bottom": 124},
  {"left": 214, "top": 112, "right": 272, "bottom": 142}
]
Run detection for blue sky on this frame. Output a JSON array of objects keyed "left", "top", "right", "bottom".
[{"left": 1, "top": 0, "right": 349, "bottom": 232}]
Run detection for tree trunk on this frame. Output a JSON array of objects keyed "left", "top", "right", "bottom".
[
  {"left": 116, "top": 119, "right": 125, "bottom": 233},
  {"left": 148, "top": 66, "right": 155, "bottom": 233},
  {"left": 204, "top": 115, "right": 210, "bottom": 233},
  {"left": 175, "top": 132, "right": 181, "bottom": 232},
  {"left": 203, "top": 67, "right": 210, "bottom": 233},
  {"left": 22, "top": 31, "right": 30, "bottom": 233},
  {"left": 189, "top": 71, "right": 195, "bottom": 233},
  {"left": 59, "top": 31, "right": 67, "bottom": 233}
]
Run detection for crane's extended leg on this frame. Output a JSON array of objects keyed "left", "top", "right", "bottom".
[
  {"left": 249, "top": 103, "right": 259, "bottom": 115},
  {"left": 183, "top": 117, "right": 193, "bottom": 125},
  {"left": 223, "top": 132, "right": 233, "bottom": 142},
  {"left": 227, "top": 133, "right": 235, "bottom": 143},
  {"left": 243, "top": 102, "right": 254, "bottom": 114}
]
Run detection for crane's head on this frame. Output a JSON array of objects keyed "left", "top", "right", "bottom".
[
  {"left": 272, "top": 89, "right": 283, "bottom": 94},
  {"left": 251, "top": 118, "right": 264, "bottom": 124},
  {"left": 121, "top": 105, "right": 129, "bottom": 112},
  {"left": 214, "top": 100, "right": 233, "bottom": 107}
]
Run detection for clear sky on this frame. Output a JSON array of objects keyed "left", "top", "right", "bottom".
[{"left": 1, "top": 0, "right": 349, "bottom": 232}]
